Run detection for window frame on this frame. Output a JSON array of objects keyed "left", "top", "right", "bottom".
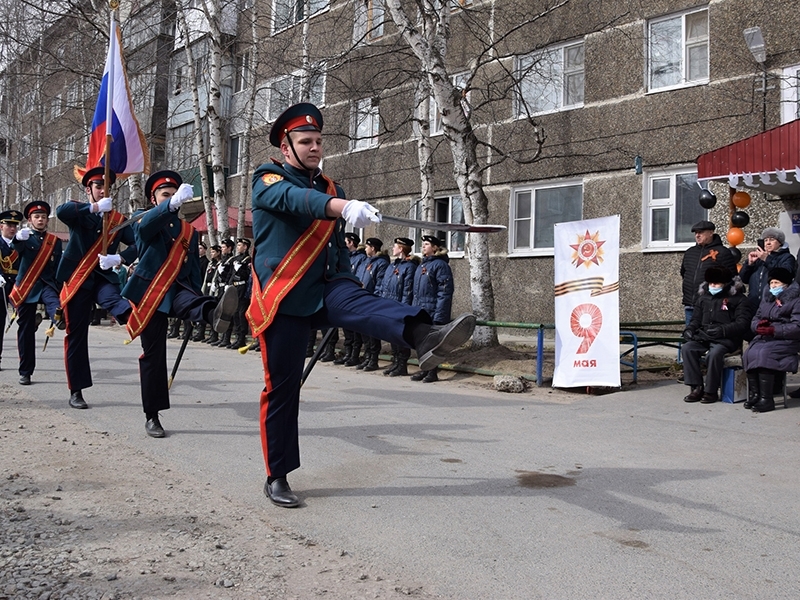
[
  {"left": 781, "top": 64, "right": 800, "bottom": 124},
  {"left": 353, "top": 0, "right": 385, "bottom": 45},
  {"left": 647, "top": 8, "right": 709, "bottom": 93},
  {"left": 430, "top": 72, "right": 470, "bottom": 136},
  {"left": 234, "top": 51, "right": 251, "bottom": 94},
  {"left": 642, "top": 166, "right": 705, "bottom": 251},
  {"left": 508, "top": 180, "right": 584, "bottom": 257},
  {"left": 515, "top": 40, "right": 585, "bottom": 118},
  {"left": 350, "top": 97, "right": 380, "bottom": 151},
  {"left": 272, "top": 0, "right": 330, "bottom": 35},
  {"left": 229, "top": 134, "right": 241, "bottom": 175},
  {"left": 266, "top": 67, "right": 327, "bottom": 123}
]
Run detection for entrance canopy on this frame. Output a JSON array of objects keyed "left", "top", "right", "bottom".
[
  {"left": 190, "top": 207, "right": 252, "bottom": 238},
  {"left": 697, "top": 120, "right": 800, "bottom": 198}
]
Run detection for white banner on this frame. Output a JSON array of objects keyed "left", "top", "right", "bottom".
[{"left": 552, "top": 216, "right": 620, "bottom": 388}]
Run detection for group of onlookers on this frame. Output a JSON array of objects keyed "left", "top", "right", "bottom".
[
  {"left": 312, "top": 232, "right": 455, "bottom": 383},
  {"left": 680, "top": 220, "right": 800, "bottom": 412}
]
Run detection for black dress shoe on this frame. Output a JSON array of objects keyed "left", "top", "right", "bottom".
[
  {"left": 264, "top": 478, "right": 299, "bottom": 508},
  {"left": 414, "top": 314, "right": 476, "bottom": 371},
  {"left": 145, "top": 416, "right": 166, "bottom": 438},
  {"left": 19, "top": 374, "right": 31, "bottom": 385},
  {"left": 69, "top": 390, "right": 88, "bottom": 409},
  {"left": 700, "top": 392, "right": 719, "bottom": 404},
  {"left": 683, "top": 386, "right": 703, "bottom": 402}
]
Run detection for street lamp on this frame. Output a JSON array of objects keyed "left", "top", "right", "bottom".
[{"left": 744, "top": 27, "right": 768, "bottom": 130}]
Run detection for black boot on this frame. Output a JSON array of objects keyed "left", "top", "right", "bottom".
[
  {"left": 334, "top": 345, "right": 352, "bottom": 365},
  {"left": 389, "top": 356, "right": 409, "bottom": 377},
  {"left": 205, "top": 330, "right": 219, "bottom": 344},
  {"left": 410, "top": 370, "right": 428, "bottom": 381},
  {"left": 212, "top": 329, "right": 231, "bottom": 347},
  {"left": 344, "top": 343, "right": 362, "bottom": 366},
  {"left": 306, "top": 333, "right": 316, "bottom": 358},
  {"left": 744, "top": 371, "right": 760, "bottom": 409},
  {"left": 382, "top": 353, "right": 398, "bottom": 375},
  {"left": 192, "top": 324, "right": 207, "bottom": 342},
  {"left": 422, "top": 367, "right": 439, "bottom": 383},
  {"left": 752, "top": 371, "right": 776, "bottom": 413},
  {"left": 228, "top": 335, "right": 243, "bottom": 349},
  {"left": 167, "top": 319, "right": 180, "bottom": 339},
  {"left": 319, "top": 337, "right": 337, "bottom": 362},
  {"left": 362, "top": 349, "right": 380, "bottom": 372}
]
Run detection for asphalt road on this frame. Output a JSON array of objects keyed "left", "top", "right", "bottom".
[{"left": 7, "top": 324, "right": 800, "bottom": 599}]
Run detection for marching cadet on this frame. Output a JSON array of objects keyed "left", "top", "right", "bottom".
[
  {"left": 10, "top": 201, "right": 64, "bottom": 385},
  {"left": 209, "top": 238, "right": 235, "bottom": 347},
  {"left": 56, "top": 167, "right": 137, "bottom": 409},
  {"left": 227, "top": 237, "right": 252, "bottom": 350},
  {"left": 379, "top": 237, "right": 418, "bottom": 376},
  {"left": 121, "top": 170, "right": 238, "bottom": 438},
  {"left": 0, "top": 209, "right": 23, "bottom": 370}
]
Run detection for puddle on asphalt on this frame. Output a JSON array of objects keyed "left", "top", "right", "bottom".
[{"left": 515, "top": 470, "right": 576, "bottom": 488}]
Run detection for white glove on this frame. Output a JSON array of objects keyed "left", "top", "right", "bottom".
[
  {"left": 15, "top": 227, "right": 31, "bottom": 241},
  {"left": 169, "top": 183, "right": 194, "bottom": 210},
  {"left": 98, "top": 253, "right": 122, "bottom": 270},
  {"left": 341, "top": 200, "right": 381, "bottom": 228},
  {"left": 0, "top": 274, "right": 5, "bottom": 287},
  {"left": 92, "top": 197, "right": 113, "bottom": 214}
]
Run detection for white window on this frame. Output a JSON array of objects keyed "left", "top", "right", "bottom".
[
  {"left": 643, "top": 168, "right": 705, "bottom": 250},
  {"left": 169, "top": 122, "right": 196, "bottom": 171},
  {"left": 781, "top": 64, "right": 800, "bottom": 124},
  {"left": 22, "top": 92, "right": 34, "bottom": 114},
  {"left": 64, "top": 135, "right": 76, "bottom": 160},
  {"left": 66, "top": 82, "right": 79, "bottom": 107},
  {"left": 234, "top": 51, "right": 251, "bottom": 93},
  {"left": 509, "top": 181, "right": 583, "bottom": 255},
  {"left": 353, "top": 0, "right": 385, "bottom": 45},
  {"left": 516, "top": 41, "right": 584, "bottom": 117},
  {"left": 174, "top": 64, "right": 184, "bottom": 95},
  {"left": 18, "top": 135, "right": 29, "bottom": 159},
  {"left": 273, "top": 0, "right": 330, "bottom": 33},
  {"left": 436, "top": 195, "right": 465, "bottom": 255},
  {"left": 351, "top": 98, "right": 379, "bottom": 150},
  {"left": 648, "top": 8, "right": 709, "bottom": 92},
  {"left": 267, "top": 68, "right": 326, "bottom": 121},
  {"left": 50, "top": 95, "right": 63, "bottom": 120},
  {"left": 47, "top": 145, "right": 59, "bottom": 169},
  {"left": 229, "top": 135, "right": 241, "bottom": 174},
  {"left": 20, "top": 178, "right": 31, "bottom": 203},
  {"left": 430, "top": 72, "right": 470, "bottom": 136}
]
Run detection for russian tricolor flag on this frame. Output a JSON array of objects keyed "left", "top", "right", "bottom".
[{"left": 76, "top": 14, "right": 149, "bottom": 181}]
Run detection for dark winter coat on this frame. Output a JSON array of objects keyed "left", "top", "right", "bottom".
[
  {"left": 379, "top": 255, "right": 419, "bottom": 305},
  {"left": 680, "top": 234, "right": 737, "bottom": 307},
  {"left": 739, "top": 246, "right": 796, "bottom": 310},
  {"left": 412, "top": 250, "right": 454, "bottom": 325},
  {"left": 357, "top": 251, "right": 390, "bottom": 293},
  {"left": 686, "top": 278, "right": 752, "bottom": 345},
  {"left": 742, "top": 281, "right": 800, "bottom": 373},
  {"left": 349, "top": 247, "right": 367, "bottom": 275}
]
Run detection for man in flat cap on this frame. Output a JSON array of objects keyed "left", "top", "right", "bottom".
[
  {"left": 249, "top": 102, "right": 475, "bottom": 508},
  {"left": 121, "top": 170, "right": 238, "bottom": 438},
  {"left": 55, "top": 167, "right": 138, "bottom": 409},
  {"left": 379, "top": 237, "right": 419, "bottom": 376},
  {"left": 10, "top": 201, "right": 63, "bottom": 385},
  {"left": 0, "top": 209, "right": 23, "bottom": 370},
  {"left": 680, "top": 220, "right": 736, "bottom": 324}
]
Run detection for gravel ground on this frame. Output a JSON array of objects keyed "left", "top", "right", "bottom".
[{"left": 0, "top": 383, "right": 441, "bottom": 600}]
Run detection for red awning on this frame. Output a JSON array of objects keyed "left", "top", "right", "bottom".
[
  {"left": 190, "top": 207, "right": 252, "bottom": 233},
  {"left": 697, "top": 120, "right": 800, "bottom": 197}
]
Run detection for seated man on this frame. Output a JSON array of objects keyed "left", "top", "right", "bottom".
[{"left": 681, "top": 266, "right": 752, "bottom": 403}]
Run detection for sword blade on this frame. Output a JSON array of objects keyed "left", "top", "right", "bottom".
[{"left": 379, "top": 214, "right": 506, "bottom": 233}]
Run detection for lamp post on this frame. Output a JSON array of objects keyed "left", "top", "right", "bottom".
[{"left": 744, "top": 26, "right": 768, "bottom": 131}]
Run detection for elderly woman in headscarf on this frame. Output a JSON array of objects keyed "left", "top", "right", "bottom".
[
  {"left": 682, "top": 266, "right": 752, "bottom": 404},
  {"left": 742, "top": 267, "right": 800, "bottom": 413}
]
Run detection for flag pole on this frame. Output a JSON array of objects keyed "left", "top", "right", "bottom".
[{"left": 102, "top": 3, "right": 119, "bottom": 254}]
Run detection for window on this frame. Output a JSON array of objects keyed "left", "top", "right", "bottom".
[
  {"left": 169, "top": 123, "right": 196, "bottom": 171},
  {"left": 64, "top": 135, "right": 75, "bottom": 160},
  {"left": 436, "top": 195, "right": 466, "bottom": 254},
  {"left": 234, "top": 51, "right": 251, "bottom": 93},
  {"left": 353, "top": 0, "right": 385, "bottom": 45},
  {"left": 351, "top": 98, "right": 379, "bottom": 150},
  {"left": 430, "top": 72, "right": 470, "bottom": 135},
  {"left": 22, "top": 92, "right": 34, "bottom": 114},
  {"left": 516, "top": 41, "right": 584, "bottom": 116},
  {"left": 273, "top": 0, "right": 330, "bottom": 33},
  {"left": 510, "top": 181, "right": 583, "bottom": 254},
  {"left": 267, "top": 68, "right": 326, "bottom": 121},
  {"left": 229, "top": 135, "right": 241, "bottom": 174},
  {"left": 643, "top": 169, "right": 704, "bottom": 249},
  {"left": 781, "top": 64, "right": 800, "bottom": 124},
  {"left": 18, "top": 135, "right": 29, "bottom": 159},
  {"left": 174, "top": 64, "right": 184, "bottom": 94},
  {"left": 47, "top": 145, "right": 59, "bottom": 169},
  {"left": 66, "top": 82, "right": 79, "bottom": 107},
  {"left": 648, "top": 8, "right": 708, "bottom": 91},
  {"left": 50, "top": 95, "right": 63, "bottom": 120}
]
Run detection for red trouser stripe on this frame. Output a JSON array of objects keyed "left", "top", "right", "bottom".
[{"left": 258, "top": 330, "right": 273, "bottom": 477}]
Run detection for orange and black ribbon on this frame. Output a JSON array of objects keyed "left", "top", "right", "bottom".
[{"left": 9, "top": 233, "right": 57, "bottom": 307}]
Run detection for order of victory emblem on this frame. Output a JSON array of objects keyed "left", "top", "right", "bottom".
[{"left": 569, "top": 230, "right": 605, "bottom": 268}]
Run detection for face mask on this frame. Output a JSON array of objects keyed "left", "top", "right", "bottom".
[
  {"left": 709, "top": 286, "right": 723, "bottom": 295},
  {"left": 770, "top": 286, "right": 784, "bottom": 297}
]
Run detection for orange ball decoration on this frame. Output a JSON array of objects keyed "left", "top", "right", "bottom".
[
  {"left": 732, "top": 191, "right": 751, "bottom": 208},
  {"left": 727, "top": 227, "right": 745, "bottom": 247}
]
